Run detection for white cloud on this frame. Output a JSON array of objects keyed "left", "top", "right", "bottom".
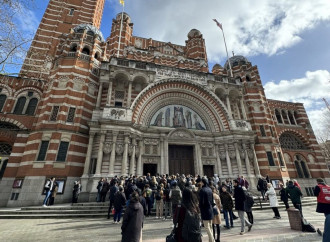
[
  {"left": 15, "top": 8, "right": 39, "bottom": 34},
  {"left": 264, "top": 70, "right": 330, "bottom": 139},
  {"left": 115, "top": 0, "right": 330, "bottom": 63}
]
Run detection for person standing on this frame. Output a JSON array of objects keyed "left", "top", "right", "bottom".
[
  {"left": 286, "top": 180, "right": 303, "bottom": 216},
  {"left": 169, "top": 181, "right": 182, "bottom": 223},
  {"left": 257, "top": 177, "right": 267, "bottom": 200},
  {"left": 233, "top": 179, "right": 252, "bottom": 235},
  {"left": 240, "top": 176, "right": 249, "bottom": 189},
  {"left": 43, "top": 177, "right": 55, "bottom": 207},
  {"left": 314, "top": 178, "right": 330, "bottom": 242},
  {"left": 163, "top": 183, "right": 172, "bottom": 220},
  {"left": 220, "top": 186, "right": 234, "bottom": 229},
  {"left": 279, "top": 183, "right": 289, "bottom": 209},
  {"left": 243, "top": 186, "right": 254, "bottom": 224},
  {"left": 107, "top": 181, "right": 119, "bottom": 219},
  {"left": 49, "top": 180, "right": 58, "bottom": 206},
  {"left": 121, "top": 191, "right": 144, "bottom": 242},
  {"left": 72, "top": 181, "right": 81, "bottom": 204},
  {"left": 96, "top": 178, "right": 103, "bottom": 202},
  {"left": 114, "top": 186, "right": 126, "bottom": 224},
  {"left": 199, "top": 178, "right": 215, "bottom": 242},
  {"left": 265, "top": 183, "right": 281, "bottom": 219},
  {"left": 155, "top": 185, "right": 164, "bottom": 219},
  {"left": 211, "top": 186, "right": 221, "bottom": 242},
  {"left": 142, "top": 184, "right": 152, "bottom": 216},
  {"left": 100, "top": 178, "right": 110, "bottom": 202}
]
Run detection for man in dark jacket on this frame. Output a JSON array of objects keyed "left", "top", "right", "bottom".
[
  {"left": 279, "top": 183, "right": 289, "bottom": 209},
  {"left": 100, "top": 178, "right": 110, "bottom": 202},
  {"left": 113, "top": 186, "right": 126, "bottom": 223},
  {"left": 199, "top": 177, "right": 215, "bottom": 242},
  {"left": 220, "top": 186, "right": 234, "bottom": 229},
  {"left": 233, "top": 179, "right": 252, "bottom": 235},
  {"left": 314, "top": 178, "right": 330, "bottom": 242},
  {"left": 257, "top": 177, "right": 267, "bottom": 200},
  {"left": 286, "top": 180, "right": 303, "bottom": 216},
  {"left": 107, "top": 181, "right": 119, "bottom": 219},
  {"left": 169, "top": 181, "right": 182, "bottom": 223},
  {"left": 121, "top": 191, "right": 144, "bottom": 242}
]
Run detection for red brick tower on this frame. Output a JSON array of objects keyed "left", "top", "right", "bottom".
[{"left": 20, "top": 0, "right": 105, "bottom": 80}]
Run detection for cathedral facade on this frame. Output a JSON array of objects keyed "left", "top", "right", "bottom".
[{"left": 0, "top": 0, "right": 328, "bottom": 206}]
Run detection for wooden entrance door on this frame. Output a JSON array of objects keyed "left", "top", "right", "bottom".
[
  {"left": 203, "top": 165, "right": 214, "bottom": 177},
  {"left": 143, "top": 164, "right": 157, "bottom": 176},
  {"left": 169, "top": 145, "right": 194, "bottom": 175}
]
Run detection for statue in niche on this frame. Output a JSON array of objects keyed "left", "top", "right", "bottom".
[
  {"left": 185, "top": 110, "right": 192, "bottom": 129},
  {"left": 165, "top": 107, "right": 171, "bottom": 127},
  {"left": 173, "top": 106, "right": 186, "bottom": 127},
  {"left": 194, "top": 114, "right": 206, "bottom": 130},
  {"left": 153, "top": 111, "right": 163, "bottom": 127}
]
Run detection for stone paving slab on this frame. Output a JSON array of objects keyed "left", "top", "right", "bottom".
[{"left": 0, "top": 208, "right": 325, "bottom": 242}]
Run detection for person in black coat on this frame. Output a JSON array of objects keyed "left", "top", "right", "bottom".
[
  {"left": 121, "top": 191, "right": 144, "bottom": 242},
  {"left": 279, "top": 184, "right": 289, "bottom": 209},
  {"left": 107, "top": 181, "right": 119, "bottom": 219},
  {"left": 113, "top": 186, "right": 126, "bottom": 223},
  {"left": 233, "top": 179, "right": 252, "bottom": 235},
  {"left": 257, "top": 177, "right": 267, "bottom": 200},
  {"left": 199, "top": 177, "right": 215, "bottom": 242}
]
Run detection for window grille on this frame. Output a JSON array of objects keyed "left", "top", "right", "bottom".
[
  {"left": 115, "top": 90, "right": 125, "bottom": 100},
  {"left": 202, "top": 147, "right": 207, "bottom": 156},
  {"left": 266, "top": 151, "right": 275, "bottom": 166},
  {"left": 145, "top": 145, "right": 151, "bottom": 154},
  {"left": 50, "top": 106, "right": 59, "bottom": 121},
  {"left": 66, "top": 107, "right": 76, "bottom": 122},
  {"left": 279, "top": 133, "right": 307, "bottom": 150},
  {"left": 37, "top": 141, "right": 49, "bottom": 161},
  {"left": 13, "top": 97, "right": 26, "bottom": 114},
  {"left": 0, "top": 143, "right": 12, "bottom": 155},
  {"left": 56, "top": 141, "right": 69, "bottom": 162},
  {"left": 208, "top": 148, "right": 213, "bottom": 156},
  {"left": 277, "top": 152, "right": 285, "bottom": 166},
  {"left": 25, "top": 98, "right": 38, "bottom": 115},
  {"left": 260, "top": 125, "right": 266, "bottom": 137},
  {"left": 135, "top": 62, "right": 146, "bottom": 69},
  {"left": 117, "top": 60, "right": 129, "bottom": 67},
  {"left": 152, "top": 145, "right": 158, "bottom": 155},
  {"left": 0, "top": 94, "right": 6, "bottom": 112}
]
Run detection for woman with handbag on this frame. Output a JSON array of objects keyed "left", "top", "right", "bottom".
[{"left": 211, "top": 186, "right": 221, "bottom": 242}]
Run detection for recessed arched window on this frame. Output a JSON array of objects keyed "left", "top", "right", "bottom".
[
  {"left": 275, "top": 109, "right": 282, "bottom": 123},
  {"left": 70, "top": 44, "right": 77, "bottom": 52},
  {"left": 294, "top": 111, "right": 299, "bottom": 124},
  {"left": 246, "top": 75, "right": 251, "bottom": 82},
  {"left": 94, "top": 52, "right": 99, "bottom": 59},
  {"left": 288, "top": 111, "right": 295, "bottom": 125},
  {"left": 294, "top": 160, "right": 304, "bottom": 178},
  {"left": 0, "top": 94, "right": 6, "bottom": 112},
  {"left": 300, "top": 161, "right": 310, "bottom": 178},
  {"left": 25, "top": 98, "right": 38, "bottom": 115},
  {"left": 82, "top": 47, "right": 90, "bottom": 55},
  {"left": 281, "top": 110, "right": 289, "bottom": 124},
  {"left": 13, "top": 96, "right": 26, "bottom": 114},
  {"left": 279, "top": 133, "right": 307, "bottom": 150}
]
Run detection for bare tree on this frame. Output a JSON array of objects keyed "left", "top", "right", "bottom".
[
  {"left": 316, "top": 109, "right": 330, "bottom": 171},
  {"left": 0, "top": 0, "right": 36, "bottom": 75}
]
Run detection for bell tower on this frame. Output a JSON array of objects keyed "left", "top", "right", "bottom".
[{"left": 19, "top": 0, "right": 105, "bottom": 80}]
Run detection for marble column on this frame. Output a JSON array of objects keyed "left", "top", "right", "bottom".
[
  {"left": 160, "top": 137, "right": 165, "bottom": 174},
  {"left": 250, "top": 143, "right": 261, "bottom": 177},
  {"left": 234, "top": 142, "right": 243, "bottom": 175},
  {"left": 164, "top": 138, "right": 169, "bottom": 174},
  {"left": 236, "top": 102, "right": 242, "bottom": 119},
  {"left": 226, "top": 95, "right": 233, "bottom": 119},
  {"left": 127, "top": 81, "right": 132, "bottom": 108},
  {"left": 243, "top": 143, "right": 251, "bottom": 176},
  {"left": 95, "top": 131, "right": 106, "bottom": 176},
  {"left": 136, "top": 140, "right": 143, "bottom": 176},
  {"left": 286, "top": 110, "right": 291, "bottom": 125},
  {"left": 196, "top": 143, "right": 203, "bottom": 175},
  {"left": 129, "top": 138, "right": 136, "bottom": 175},
  {"left": 216, "top": 144, "right": 223, "bottom": 177},
  {"left": 82, "top": 132, "right": 95, "bottom": 177},
  {"left": 106, "top": 81, "right": 113, "bottom": 106},
  {"left": 225, "top": 144, "right": 233, "bottom": 177},
  {"left": 109, "top": 132, "right": 118, "bottom": 176},
  {"left": 121, "top": 135, "right": 129, "bottom": 176},
  {"left": 96, "top": 82, "right": 103, "bottom": 109},
  {"left": 292, "top": 111, "right": 298, "bottom": 125},
  {"left": 240, "top": 97, "right": 247, "bottom": 120}
]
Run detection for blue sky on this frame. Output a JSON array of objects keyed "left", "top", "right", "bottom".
[{"left": 24, "top": 0, "right": 330, "bottom": 139}]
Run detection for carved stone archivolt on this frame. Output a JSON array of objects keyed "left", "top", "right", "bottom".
[
  {"left": 103, "top": 142, "right": 112, "bottom": 154},
  {"left": 144, "top": 138, "right": 159, "bottom": 145}
]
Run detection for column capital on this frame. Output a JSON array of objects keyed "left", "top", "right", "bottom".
[
  {"left": 100, "top": 130, "right": 107, "bottom": 135},
  {"left": 90, "top": 131, "right": 96, "bottom": 137}
]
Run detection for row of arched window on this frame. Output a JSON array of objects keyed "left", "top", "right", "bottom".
[
  {"left": 0, "top": 92, "right": 39, "bottom": 115},
  {"left": 274, "top": 109, "right": 298, "bottom": 125},
  {"left": 69, "top": 44, "right": 100, "bottom": 60}
]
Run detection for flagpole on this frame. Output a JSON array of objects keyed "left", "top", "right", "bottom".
[
  {"left": 221, "top": 26, "right": 233, "bottom": 77},
  {"left": 117, "top": 3, "right": 125, "bottom": 58}
]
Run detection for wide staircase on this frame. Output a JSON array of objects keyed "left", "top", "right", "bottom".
[{"left": 0, "top": 196, "right": 317, "bottom": 219}]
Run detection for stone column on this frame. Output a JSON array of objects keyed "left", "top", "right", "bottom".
[
  {"left": 127, "top": 81, "right": 132, "bottom": 108},
  {"left": 160, "top": 137, "right": 165, "bottom": 174},
  {"left": 121, "top": 135, "right": 129, "bottom": 176},
  {"left": 250, "top": 143, "right": 261, "bottom": 177},
  {"left": 95, "top": 131, "right": 106, "bottom": 176},
  {"left": 234, "top": 142, "right": 243, "bottom": 175},
  {"left": 196, "top": 143, "right": 203, "bottom": 175},
  {"left": 286, "top": 110, "right": 291, "bottom": 125},
  {"left": 136, "top": 140, "right": 143, "bottom": 176},
  {"left": 226, "top": 95, "right": 233, "bottom": 119},
  {"left": 164, "top": 138, "right": 169, "bottom": 174},
  {"left": 240, "top": 97, "right": 247, "bottom": 120},
  {"left": 292, "top": 111, "right": 298, "bottom": 125},
  {"left": 225, "top": 144, "right": 233, "bottom": 177},
  {"left": 216, "top": 144, "right": 223, "bottom": 177},
  {"left": 280, "top": 111, "right": 284, "bottom": 124},
  {"left": 129, "top": 138, "right": 136, "bottom": 175},
  {"left": 82, "top": 132, "right": 96, "bottom": 177},
  {"left": 106, "top": 81, "right": 113, "bottom": 106},
  {"left": 96, "top": 82, "right": 103, "bottom": 109},
  {"left": 243, "top": 143, "right": 251, "bottom": 176},
  {"left": 236, "top": 102, "right": 242, "bottom": 119},
  {"left": 109, "top": 132, "right": 118, "bottom": 176}
]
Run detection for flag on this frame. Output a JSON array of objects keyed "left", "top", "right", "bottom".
[
  {"left": 213, "top": 19, "right": 222, "bottom": 30},
  {"left": 119, "top": 0, "right": 124, "bottom": 6}
]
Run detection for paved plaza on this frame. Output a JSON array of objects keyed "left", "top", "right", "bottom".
[{"left": 0, "top": 207, "right": 325, "bottom": 242}]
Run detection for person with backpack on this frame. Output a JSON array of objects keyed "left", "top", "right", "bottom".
[
  {"left": 163, "top": 183, "right": 172, "bottom": 220},
  {"left": 243, "top": 186, "right": 254, "bottom": 224},
  {"left": 174, "top": 188, "right": 202, "bottom": 242},
  {"left": 279, "top": 183, "right": 289, "bottom": 209},
  {"left": 265, "top": 183, "right": 281, "bottom": 219},
  {"left": 170, "top": 181, "right": 182, "bottom": 224},
  {"left": 199, "top": 178, "right": 215, "bottom": 242},
  {"left": 211, "top": 186, "right": 221, "bottom": 242},
  {"left": 142, "top": 184, "right": 152, "bottom": 216},
  {"left": 107, "top": 181, "right": 119, "bottom": 219},
  {"left": 155, "top": 184, "right": 164, "bottom": 219},
  {"left": 314, "top": 178, "right": 330, "bottom": 242},
  {"left": 113, "top": 186, "right": 126, "bottom": 224},
  {"left": 72, "top": 180, "right": 82, "bottom": 204},
  {"left": 286, "top": 180, "right": 303, "bottom": 216}
]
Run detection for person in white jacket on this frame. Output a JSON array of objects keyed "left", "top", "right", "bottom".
[{"left": 265, "top": 183, "right": 281, "bottom": 219}]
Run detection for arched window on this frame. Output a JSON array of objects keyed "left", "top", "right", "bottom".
[
  {"left": 281, "top": 110, "right": 289, "bottom": 124},
  {"left": 294, "top": 111, "right": 299, "bottom": 124},
  {"left": 13, "top": 96, "right": 26, "bottom": 114},
  {"left": 70, "top": 44, "right": 77, "bottom": 52},
  {"left": 0, "top": 94, "right": 6, "bottom": 112},
  {"left": 25, "top": 98, "right": 38, "bottom": 115},
  {"left": 288, "top": 111, "right": 295, "bottom": 125},
  {"left": 279, "top": 133, "right": 307, "bottom": 150},
  {"left": 94, "top": 52, "right": 99, "bottom": 59},
  {"left": 300, "top": 161, "right": 310, "bottom": 178},
  {"left": 294, "top": 160, "right": 304, "bottom": 178},
  {"left": 246, "top": 75, "right": 251, "bottom": 82},
  {"left": 275, "top": 109, "right": 282, "bottom": 123},
  {"left": 82, "top": 47, "right": 90, "bottom": 55}
]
